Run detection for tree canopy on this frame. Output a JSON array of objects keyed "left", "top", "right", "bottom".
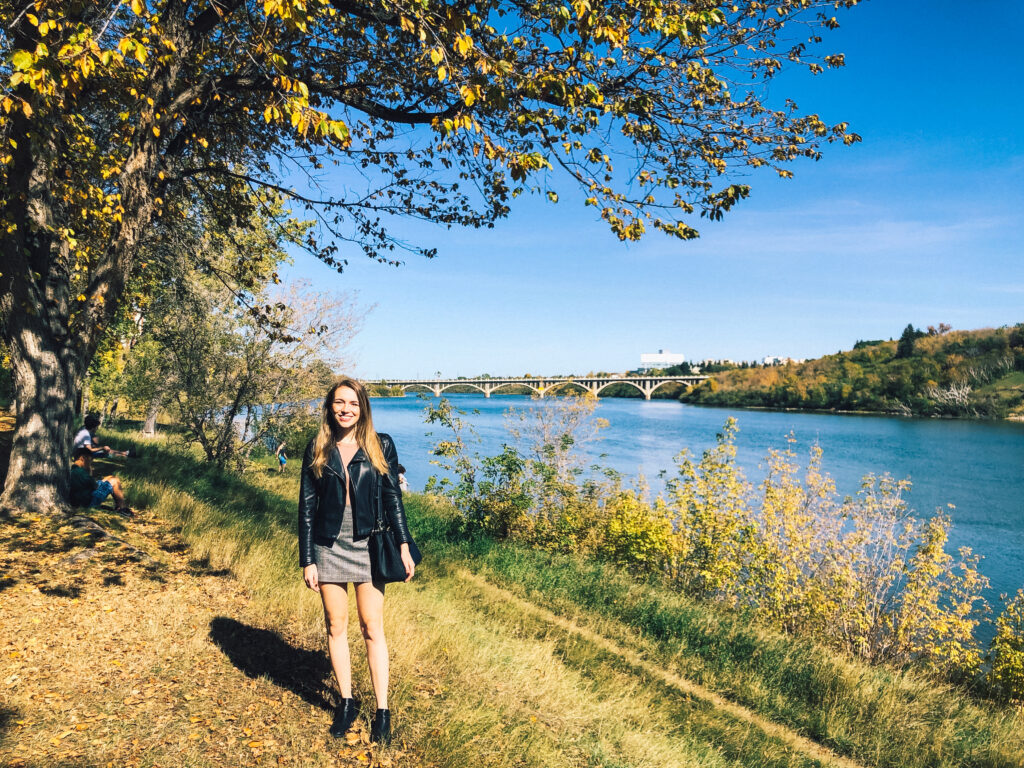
[{"left": 0, "top": 0, "right": 862, "bottom": 512}]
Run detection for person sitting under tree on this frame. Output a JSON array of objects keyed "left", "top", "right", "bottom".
[
  {"left": 69, "top": 447, "right": 133, "bottom": 517},
  {"left": 73, "top": 414, "right": 130, "bottom": 459}
]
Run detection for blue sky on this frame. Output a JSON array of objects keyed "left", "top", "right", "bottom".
[{"left": 280, "top": 0, "right": 1024, "bottom": 379}]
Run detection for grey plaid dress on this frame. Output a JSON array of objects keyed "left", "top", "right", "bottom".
[
  {"left": 313, "top": 503, "right": 372, "bottom": 583},
  {"left": 312, "top": 443, "right": 372, "bottom": 583}
]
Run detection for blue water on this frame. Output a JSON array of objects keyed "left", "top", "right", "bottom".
[{"left": 370, "top": 394, "right": 1024, "bottom": 605}]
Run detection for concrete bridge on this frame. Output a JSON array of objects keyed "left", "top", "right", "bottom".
[{"left": 377, "top": 375, "right": 708, "bottom": 400}]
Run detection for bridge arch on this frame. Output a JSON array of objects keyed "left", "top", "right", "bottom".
[
  {"left": 544, "top": 380, "right": 592, "bottom": 396},
  {"left": 593, "top": 380, "right": 646, "bottom": 398},
  {"left": 488, "top": 381, "right": 543, "bottom": 397},
  {"left": 436, "top": 382, "right": 488, "bottom": 396},
  {"left": 401, "top": 384, "right": 437, "bottom": 396},
  {"left": 647, "top": 380, "right": 684, "bottom": 398}
]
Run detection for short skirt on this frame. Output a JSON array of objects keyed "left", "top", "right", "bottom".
[{"left": 313, "top": 503, "right": 373, "bottom": 583}]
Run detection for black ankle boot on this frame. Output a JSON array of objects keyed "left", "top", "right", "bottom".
[
  {"left": 370, "top": 708, "right": 391, "bottom": 744},
  {"left": 329, "top": 698, "right": 359, "bottom": 737}
]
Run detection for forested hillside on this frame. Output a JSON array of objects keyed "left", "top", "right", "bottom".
[{"left": 681, "top": 325, "right": 1024, "bottom": 418}]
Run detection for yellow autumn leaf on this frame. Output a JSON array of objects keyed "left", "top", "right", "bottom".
[{"left": 437, "top": 65, "right": 447, "bottom": 82}]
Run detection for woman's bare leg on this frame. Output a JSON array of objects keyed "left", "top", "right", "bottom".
[
  {"left": 320, "top": 583, "right": 353, "bottom": 698},
  {"left": 354, "top": 581, "right": 388, "bottom": 709}
]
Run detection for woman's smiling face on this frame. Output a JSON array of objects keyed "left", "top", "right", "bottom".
[{"left": 332, "top": 386, "right": 360, "bottom": 432}]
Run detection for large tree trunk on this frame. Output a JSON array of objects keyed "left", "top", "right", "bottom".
[
  {"left": 0, "top": 312, "right": 82, "bottom": 515},
  {"left": 0, "top": 17, "right": 183, "bottom": 514},
  {"left": 0, "top": 56, "right": 82, "bottom": 515}
]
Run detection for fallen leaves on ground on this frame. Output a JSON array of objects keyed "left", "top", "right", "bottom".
[{"left": 0, "top": 509, "right": 420, "bottom": 768}]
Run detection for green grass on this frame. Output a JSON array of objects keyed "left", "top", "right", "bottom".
[
  {"left": 106, "top": 427, "right": 1024, "bottom": 768},
  {"left": 977, "top": 371, "right": 1024, "bottom": 411},
  {"left": 416, "top": 509, "right": 1023, "bottom": 768}
]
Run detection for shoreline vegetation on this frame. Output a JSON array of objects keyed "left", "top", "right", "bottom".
[
  {"left": 680, "top": 325, "right": 1024, "bottom": 421},
  {"left": 420, "top": 396, "right": 1024, "bottom": 697},
  {"left": 2, "top": 422, "right": 1023, "bottom": 767}
]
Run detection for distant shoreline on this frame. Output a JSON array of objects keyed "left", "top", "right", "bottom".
[{"left": 681, "top": 400, "right": 1024, "bottom": 424}]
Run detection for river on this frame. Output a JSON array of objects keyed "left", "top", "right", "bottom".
[{"left": 369, "top": 394, "right": 1024, "bottom": 607}]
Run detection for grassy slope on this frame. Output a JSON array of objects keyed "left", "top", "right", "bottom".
[{"left": 3, "top": 429, "right": 1022, "bottom": 768}]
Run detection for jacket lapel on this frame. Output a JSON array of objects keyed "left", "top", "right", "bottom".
[{"left": 324, "top": 447, "right": 346, "bottom": 480}]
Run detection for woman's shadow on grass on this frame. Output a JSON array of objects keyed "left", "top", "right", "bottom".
[{"left": 209, "top": 617, "right": 334, "bottom": 711}]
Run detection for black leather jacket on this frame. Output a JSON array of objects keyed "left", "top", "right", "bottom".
[{"left": 298, "top": 432, "right": 411, "bottom": 568}]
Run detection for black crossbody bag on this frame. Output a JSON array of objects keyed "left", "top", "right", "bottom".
[{"left": 368, "top": 474, "right": 422, "bottom": 583}]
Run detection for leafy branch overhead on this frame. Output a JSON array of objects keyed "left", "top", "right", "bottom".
[
  {"left": 0, "top": 0, "right": 862, "bottom": 512},
  {"left": 2, "top": 0, "right": 862, "bottom": 272}
]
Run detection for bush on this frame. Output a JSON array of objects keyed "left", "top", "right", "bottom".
[
  {"left": 599, "top": 492, "right": 677, "bottom": 574},
  {"left": 988, "top": 590, "right": 1024, "bottom": 702},
  {"left": 426, "top": 401, "right": 991, "bottom": 681}
]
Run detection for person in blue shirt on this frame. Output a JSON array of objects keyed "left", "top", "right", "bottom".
[{"left": 69, "top": 447, "right": 132, "bottom": 516}]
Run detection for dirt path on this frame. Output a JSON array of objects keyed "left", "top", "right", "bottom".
[
  {"left": 457, "top": 568, "right": 866, "bottom": 768},
  {"left": 0, "top": 509, "right": 412, "bottom": 768}
]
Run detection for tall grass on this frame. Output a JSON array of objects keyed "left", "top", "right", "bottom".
[
  {"left": 417, "top": 500, "right": 1024, "bottom": 768},
  {"left": 114, "top": 433, "right": 828, "bottom": 767},
  {"left": 109, "top": 428, "right": 1024, "bottom": 768}
]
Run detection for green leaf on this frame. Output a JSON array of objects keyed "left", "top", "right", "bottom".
[{"left": 11, "top": 50, "right": 33, "bottom": 70}]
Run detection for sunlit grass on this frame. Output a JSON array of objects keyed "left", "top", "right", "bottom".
[{"left": 106, "top": 427, "right": 1024, "bottom": 768}]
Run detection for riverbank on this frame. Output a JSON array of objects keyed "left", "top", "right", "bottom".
[
  {"left": 2, "top": 429, "right": 1022, "bottom": 767},
  {"left": 680, "top": 326, "right": 1024, "bottom": 420},
  {"left": 676, "top": 400, "right": 1024, "bottom": 421}
]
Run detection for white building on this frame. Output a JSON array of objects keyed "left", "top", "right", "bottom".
[{"left": 639, "top": 349, "right": 686, "bottom": 371}]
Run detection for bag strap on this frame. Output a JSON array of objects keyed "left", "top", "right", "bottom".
[{"left": 372, "top": 473, "right": 386, "bottom": 534}]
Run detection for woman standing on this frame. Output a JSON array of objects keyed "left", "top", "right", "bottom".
[{"left": 298, "top": 378, "right": 416, "bottom": 744}]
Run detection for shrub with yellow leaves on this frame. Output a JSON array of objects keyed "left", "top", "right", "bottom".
[
  {"left": 427, "top": 402, "right": 991, "bottom": 681},
  {"left": 599, "top": 492, "right": 678, "bottom": 575},
  {"left": 988, "top": 590, "right": 1024, "bottom": 702}
]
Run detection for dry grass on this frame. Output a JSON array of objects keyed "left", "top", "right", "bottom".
[
  {"left": 0, "top": 508, "right": 412, "bottom": 768},
  {"left": 3, "top": 428, "right": 1022, "bottom": 768},
  {"left": 115, "top": 468, "right": 819, "bottom": 768}
]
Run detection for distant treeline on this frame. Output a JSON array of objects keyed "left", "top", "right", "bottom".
[{"left": 681, "top": 325, "right": 1024, "bottom": 419}]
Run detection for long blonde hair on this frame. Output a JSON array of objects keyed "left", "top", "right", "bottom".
[{"left": 311, "top": 378, "right": 389, "bottom": 478}]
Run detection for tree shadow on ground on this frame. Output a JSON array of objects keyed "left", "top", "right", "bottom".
[
  {"left": 111, "top": 431, "right": 296, "bottom": 533},
  {"left": 209, "top": 617, "right": 334, "bottom": 711},
  {"left": 0, "top": 706, "right": 17, "bottom": 742},
  {"left": 188, "top": 555, "right": 232, "bottom": 577},
  {"left": 1, "top": 706, "right": 96, "bottom": 766}
]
